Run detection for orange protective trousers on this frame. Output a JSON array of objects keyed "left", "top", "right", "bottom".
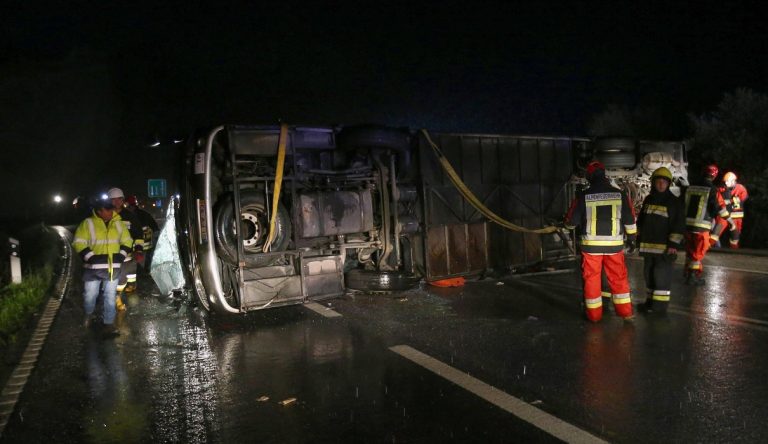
[
  {"left": 684, "top": 231, "right": 710, "bottom": 276},
  {"left": 581, "top": 252, "right": 633, "bottom": 322},
  {"left": 711, "top": 217, "right": 743, "bottom": 248}
]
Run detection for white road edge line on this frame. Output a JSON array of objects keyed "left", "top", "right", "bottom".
[
  {"left": 0, "top": 227, "right": 73, "bottom": 438},
  {"left": 303, "top": 302, "right": 342, "bottom": 318},
  {"left": 389, "top": 345, "right": 607, "bottom": 444}
]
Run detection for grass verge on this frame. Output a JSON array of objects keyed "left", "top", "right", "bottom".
[{"left": 0, "top": 266, "right": 53, "bottom": 347}]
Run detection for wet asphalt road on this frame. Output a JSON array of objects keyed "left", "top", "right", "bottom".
[{"left": 2, "top": 250, "right": 768, "bottom": 443}]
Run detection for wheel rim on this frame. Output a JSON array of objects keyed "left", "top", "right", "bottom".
[{"left": 237, "top": 206, "right": 267, "bottom": 252}]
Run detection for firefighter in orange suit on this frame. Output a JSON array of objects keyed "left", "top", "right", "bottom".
[
  {"left": 637, "top": 167, "right": 684, "bottom": 314},
  {"left": 710, "top": 171, "right": 748, "bottom": 249},
  {"left": 565, "top": 161, "right": 637, "bottom": 322},
  {"left": 683, "top": 164, "right": 721, "bottom": 285}
]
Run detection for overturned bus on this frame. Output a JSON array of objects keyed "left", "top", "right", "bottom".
[{"left": 151, "top": 124, "right": 687, "bottom": 314}]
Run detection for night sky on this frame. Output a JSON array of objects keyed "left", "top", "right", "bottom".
[{"left": 1, "top": 1, "right": 765, "bottom": 221}]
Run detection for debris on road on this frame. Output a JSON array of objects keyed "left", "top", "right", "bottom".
[{"left": 279, "top": 398, "right": 297, "bottom": 406}]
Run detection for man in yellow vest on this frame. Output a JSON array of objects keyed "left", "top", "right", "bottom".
[{"left": 72, "top": 195, "right": 133, "bottom": 335}]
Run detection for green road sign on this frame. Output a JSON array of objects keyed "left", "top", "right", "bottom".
[{"left": 148, "top": 179, "right": 167, "bottom": 198}]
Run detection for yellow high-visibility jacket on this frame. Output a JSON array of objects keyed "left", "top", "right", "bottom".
[{"left": 72, "top": 211, "right": 133, "bottom": 281}]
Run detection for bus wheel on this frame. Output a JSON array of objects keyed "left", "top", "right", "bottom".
[
  {"left": 213, "top": 190, "right": 291, "bottom": 266},
  {"left": 344, "top": 269, "right": 421, "bottom": 292}
]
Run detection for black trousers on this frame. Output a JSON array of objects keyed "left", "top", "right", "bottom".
[{"left": 643, "top": 254, "right": 675, "bottom": 312}]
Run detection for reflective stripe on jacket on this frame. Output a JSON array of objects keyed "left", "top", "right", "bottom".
[
  {"left": 72, "top": 212, "right": 133, "bottom": 280},
  {"left": 134, "top": 207, "right": 160, "bottom": 250},
  {"left": 721, "top": 183, "right": 748, "bottom": 219},
  {"left": 565, "top": 179, "right": 637, "bottom": 254},
  {"left": 684, "top": 180, "right": 720, "bottom": 232},
  {"left": 119, "top": 208, "right": 145, "bottom": 253},
  {"left": 637, "top": 189, "right": 684, "bottom": 255}
]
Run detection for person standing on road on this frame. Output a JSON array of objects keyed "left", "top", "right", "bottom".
[
  {"left": 636, "top": 167, "right": 684, "bottom": 314},
  {"left": 710, "top": 171, "right": 748, "bottom": 249},
  {"left": 72, "top": 196, "right": 133, "bottom": 334},
  {"left": 565, "top": 161, "right": 637, "bottom": 322},
  {"left": 107, "top": 188, "right": 144, "bottom": 309},
  {"left": 124, "top": 195, "right": 159, "bottom": 269},
  {"left": 683, "top": 165, "right": 722, "bottom": 285}
]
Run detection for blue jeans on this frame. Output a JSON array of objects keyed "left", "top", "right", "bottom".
[{"left": 83, "top": 279, "right": 118, "bottom": 325}]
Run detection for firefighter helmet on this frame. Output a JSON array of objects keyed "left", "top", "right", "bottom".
[
  {"left": 723, "top": 171, "right": 737, "bottom": 187},
  {"left": 651, "top": 167, "right": 673, "bottom": 183},
  {"left": 586, "top": 160, "right": 605, "bottom": 177},
  {"left": 703, "top": 164, "right": 719, "bottom": 179},
  {"left": 126, "top": 195, "right": 139, "bottom": 207}
]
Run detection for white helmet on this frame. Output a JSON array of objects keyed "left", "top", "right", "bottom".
[
  {"left": 723, "top": 172, "right": 737, "bottom": 188},
  {"left": 107, "top": 187, "right": 125, "bottom": 199}
]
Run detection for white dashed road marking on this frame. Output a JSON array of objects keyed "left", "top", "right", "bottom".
[
  {"left": 304, "top": 301, "right": 342, "bottom": 318},
  {"left": 389, "top": 345, "right": 608, "bottom": 444}
]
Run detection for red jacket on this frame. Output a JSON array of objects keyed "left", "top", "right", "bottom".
[{"left": 720, "top": 183, "right": 748, "bottom": 219}]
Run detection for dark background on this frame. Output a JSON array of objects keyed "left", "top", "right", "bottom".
[{"left": 1, "top": 1, "right": 765, "bottom": 222}]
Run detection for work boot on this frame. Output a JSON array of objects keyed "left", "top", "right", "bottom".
[
  {"left": 125, "top": 282, "right": 137, "bottom": 293},
  {"left": 116, "top": 293, "right": 127, "bottom": 311}
]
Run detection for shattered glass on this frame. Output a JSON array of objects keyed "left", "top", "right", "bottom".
[{"left": 150, "top": 200, "right": 186, "bottom": 295}]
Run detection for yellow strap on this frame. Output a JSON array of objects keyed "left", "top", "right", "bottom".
[
  {"left": 421, "top": 129, "right": 558, "bottom": 234},
  {"left": 263, "top": 124, "right": 288, "bottom": 252}
]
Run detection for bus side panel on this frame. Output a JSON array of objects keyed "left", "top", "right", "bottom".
[{"left": 418, "top": 133, "right": 577, "bottom": 280}]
